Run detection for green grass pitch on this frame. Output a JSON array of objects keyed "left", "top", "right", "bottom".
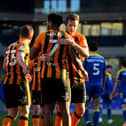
[{"left": 0, "top": 112, "right": 123, "bottom": 126}]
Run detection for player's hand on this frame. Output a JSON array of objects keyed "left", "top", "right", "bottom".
[
  {"left": 40, "top": 54, "right": 53, "bottom": 62},
  {"left": 23, "top": 65, "right": 29, "bottom": 75},
  {"left": 59, "top": 38, "right": 74, "bottom": 46},
  {"left": 82, "top": 70, "right": 88, "bottom": 82},
  {"left": 26, "top": 73, "right": 32, "bottom": 83},
  {"left": 111, "top": 93, "right": 116, "bottom": 100}
]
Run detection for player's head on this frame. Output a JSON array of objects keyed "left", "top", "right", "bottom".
[
  {"left": 65, "top": 13, "right": 79, "bottom": 35},
  {"left": 88, "top": 41, "right": 98, "bottom": 52},
  {"left": 106, "top": 65, "right": 112, "bottom": 73},
  {"left": 121, "top": 59, "right": 126, "bottom": 68},
  {"left": 47, "top": 13, "right": 63, "bottom": 30},
  {"left": 19, "top": 25, "right": 34, "bottom": 43}
]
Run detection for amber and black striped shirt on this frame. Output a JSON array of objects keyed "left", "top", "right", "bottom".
[
  {"left": 33, "top": 30, "right": 70, "bottom": 80},
  {"left": 67, "top": 32, "right": 88, "bottom": 85},
  {"left": 29, "top": 57, "right": 42, "bottom": 91},
  {"left": 3, "top": 41, "right": 30, "bottom": 85}
]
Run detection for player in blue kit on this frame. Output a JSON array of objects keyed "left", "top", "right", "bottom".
[
  {"left": 99, "top": 65, "right": 113, "bottom": 124},
  {"left": 112, "top": 59, "right": 126, "bottom": 126},
  {"left": 83, "top": 42, "right": 106, "bottom": 126}
]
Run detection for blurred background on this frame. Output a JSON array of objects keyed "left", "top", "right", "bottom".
[{"left": 0, "top": 0, "right": 126, "bottom": 114}]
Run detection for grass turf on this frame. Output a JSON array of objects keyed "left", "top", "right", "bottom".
[{"left": 0, "top": 112, "right": 123, "bottom": 126}]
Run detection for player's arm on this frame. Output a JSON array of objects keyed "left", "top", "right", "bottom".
[
  {"left": 111, "top": 79, "right": 120, "bottom": 99},
  {"left": 30, "top": 33, "right": 43, "bottom": 60},
  {"left": 29, "top": 60, "right": 34, "bottom": 72},
  {"left": 3, "top": 55, "right": 7, "bottom": 71},
  {"left": 17, "top": 46, "right": 29, "bottom": 74},
  {"left": 75, "top": 57, "right": 88, "bottom": 82},
  {"left": 71, "top": 40, "right": 89, "bottom": 58},
  {"left": 62, "top": 35, "right": 89, "bottom": 58},
  {"left": 30, "top": 47, "right": 40, "bottom": 60},
  {"left": 68, "top": 47, "right": 88, "bottom": 81},
  {"left": 102, "top": 71, "right": 106, "bottom": 93}
]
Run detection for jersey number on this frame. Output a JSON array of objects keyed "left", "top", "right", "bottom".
[
  {"left": 93, "top": 63, "right": 100, "bottom": 76},
  {"left": 49, "top": 32, "right": 60, "bottom": 56},
  {"left": 49, "top": 43, "right": 58, "bottom": 56},
  {"left": 6, "top": 50, "right": 16, "bottom": 66}
]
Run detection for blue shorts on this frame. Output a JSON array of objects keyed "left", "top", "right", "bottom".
[{"left": 86, "top": 84, "right": 102, "bottom": 101}]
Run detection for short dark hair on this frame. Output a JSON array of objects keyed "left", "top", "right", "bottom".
[
  {"left": 48, "top": 13, "right": 63, "bottom": 27},
  {"left": 88, "top": 41, "right": 98, "bottom": 51},
  {"left": 121, "top": 59, "right": 126, "bottom": 67},
  {"left": 65, "top": 13, "right": 79, "bottom": 24},
  {"left": 20, "top": 25, "right": 33, "bottom": 38},
  {"left": 107, "top": 65, "right": 112, "bottom": 69}
]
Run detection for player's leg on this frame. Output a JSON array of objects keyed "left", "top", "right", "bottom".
[
  {"left": 99, "top": 96, "right": 103, "bottom": 123},
  {"left": 71, "top": 103, "right": 85, "bottom": 126},
  {"left": 56, "top": 78, "right": 71, "bottom": 126},
  {"left": 71, "top": 83, "right": 86, "bottom": 126},
  {"left": 41, "top": 105, "right": 44, "bottom": 126},
  {"left": 2, "top": 84, "right": 18, "bottom": 126},
  {"left": 18, "top": 105, "right": 30, "bottom": 126},
  {"left": 122, "top": 95, "right": 126, "bottom": 126},
  {"left": 32, "top": 91, "right": 41, "bottom": 126},
  {"left": 43, "top": 103, "right": 55, "bottom": 126},
  {"left": 32, "top": 105, "right": 40, "bottom": 126},
  {"left": 55, "top": 103, "right": 63, "bottom": 126},
  {"left": 2, "top": 108, "right": 18, "bottom": 126},
  {"left": 93, "top": 85, "right": 102, "bottom": 126},
  {"left": 41, "top": 78, "right": 56, "bottom": 126},
  {"left": 106, "top": 95, "right": 113, "bottom": 124},
  {"left": 122, "top": 103, "right": 126, "bottom": 126},
  {"left": 93, "top": 98, "right": 100, "bottom": 126},
  {"left": 18, "top": 80, "right": 31, "bottom": 126},
  {"left": 83, "top": 84, "right": 92, "bottom": 126},
  {"left": 84, "top": 105, "right": 92, "bottom": 126},
  {"left": 58, "top": 101, "right": 71, "bottom": 126}
]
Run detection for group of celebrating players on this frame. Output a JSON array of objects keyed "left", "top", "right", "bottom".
[{"left": 2, "top": 13, "right": 126, "bottom": 126}]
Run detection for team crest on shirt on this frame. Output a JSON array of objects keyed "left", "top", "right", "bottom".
[{"left": 19, "top": 45, "right": 25, "bottom": 51}]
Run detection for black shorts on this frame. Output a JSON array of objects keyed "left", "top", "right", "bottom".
[
  {"left": 41, "top": 78, "right": 71, "bottom": 104},
  {"left": 32, "top": 90, "right": 41, "bottom": 105},
  {"left": 71, "top": 82, "right": 86, "bottom": 103},
  {"left": 4, "top": 81, "right": 31, "bottom": 108}
]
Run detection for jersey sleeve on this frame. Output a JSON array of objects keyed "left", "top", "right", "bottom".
[
  {"left": 80, "top": 35, "right": 88, "bottom": 48},
  {"left": 33, "top": 33, "right": 45, "bottom": 49},
  {"left": 18, "top": 43, "right": 29, "bottom": 53},
  {"left": 3, "top": 54, "right": 7, "bottom": 71}
]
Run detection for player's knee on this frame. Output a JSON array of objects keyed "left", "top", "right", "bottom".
[
  {"left": 8, "top": 108, "right": 18, "bottom": 120},
  {"left": 59, "top": 108, "right": 70, "bottom": 119},
  {"left": 8, "top": 112, "right": 18, "bottom": 120},
  {"left": 75, "top": 105, "right": 85, "bottom": 117},
  {"left": 32, "top": 105, "right": 40, "bottom": 115},
  {"left": 18, "top": 106, "right": 30, "bottom": 117}
]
